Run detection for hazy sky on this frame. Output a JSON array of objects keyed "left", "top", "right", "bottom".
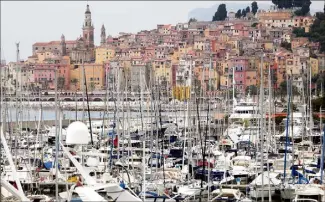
[{"left": 1, "top": 1, "right": 324, "bottom": 63}]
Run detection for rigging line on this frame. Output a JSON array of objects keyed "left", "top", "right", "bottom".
[
  {"left": 157, "top": 78, "right": 166, "bottom": 187},
  {"left": 82, "top": 59, "right": 93, "bottom": 146}
]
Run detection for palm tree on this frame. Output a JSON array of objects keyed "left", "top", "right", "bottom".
[
  {"left": 71, "top": 78, "right": 79, "bottom": 91},
  {"left": 44, "top": 80, "right": 49, "bottom": 91},
  {"left": 90, "top": 82, "right": 96, "bottom": 92},
  {"left": 57, "top": 77, "right": 65, "bottom": 93}
]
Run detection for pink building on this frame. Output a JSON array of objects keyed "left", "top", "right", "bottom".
[
  {"left": 228, "top": 57, "right": 249, "bottom": 94},
  {"left": 33, "top": 62, "right": 70, "bottom": 90}
]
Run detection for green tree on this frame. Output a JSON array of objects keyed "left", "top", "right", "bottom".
[
  {"left": 294, "top": 0, "right": 311, "bottom": 16},
  {"left": 188, "top": 18, "right": 198, "bottom": 23},
  {"left": 314, "top": 72, "right": 325, "bottom": 96},
  {"left": 245, "top": 6, "right": 251, "bottom": 14},
  {"left": 293, "top": 0, "right": 305, "bottom": 7},
  {"left": 89, "top": 82, "right": 96, "bottom": 92},
  {"left": 309, "top": 12, "right": 325, "bottom": 53},
  {"left": 272, "top": 0, "right": 293, "bottom": 9},
  {"left": 251, "top": 1, "right": 258, "bottom": 15},
  {"left": 44, "top": 80, "right": 49, "bottom": 90},
  {"left": 71, "top": 78, "right": 78, "bottom": 90},
  {"left": 245, "top": 85, "right": 258, "bottom": 95},
  {"left": 229, "top": 88, "right": 238, "bottom": 99},
  {"left": 235, "top": 9, "right": 242, "bottom": 18},
  {"left": 212, "top": 4, "right": 227, "bottom": 21},
  {"left": 57, "top": 77, "right": 65, "bottom": 92},
  {"left": 278, "top": 80, "right": 300, "bottom": 98},
  {"left": 280, "top": 41, "right": 292, "bottom": 51},
  {"left": 292, "top": 27, "right": 309, "bottom": 37},
  {"left": 251, "top": 22, "right": 258, "bottom": 27},
  {"left": 241, "top": 9, "right": 247, "bottom": 17},
  {"left": 193, "top": 76, "right": 202, "bottom": 97},
  {"left": 312, "top": 96, "right": 325, "bottom": 112},
  {"left": 279, "top": 81, "right": 287, "bottom": 98}
]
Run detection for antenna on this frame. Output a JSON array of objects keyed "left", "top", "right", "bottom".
[{"left": 15, "top": 42, "right": 20, "bottom": 62}]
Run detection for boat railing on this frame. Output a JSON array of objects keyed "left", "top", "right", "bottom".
[{"left": 293, "top": 199, "right": 318, "bottom": 202}]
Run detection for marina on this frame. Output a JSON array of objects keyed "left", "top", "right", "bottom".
[
  {"left": 2, "top": 1, "right": 325, "bottom": 202},
  {"left": 2, "top": 88, "right": 325, "bottom": 202}
]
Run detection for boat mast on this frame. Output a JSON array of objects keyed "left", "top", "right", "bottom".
[
  {"left": 83, "top": 52, "right": 94, "bottom": 146},
  {"left": 259, "top": 53, "right": 265, "bottom": 202},
  {"left": 283, "top": 61, "right": 292, "bottom": 183},
  {"left": 232, "top": 66, "right": 236, "bottom": 112},
  {"left": 140, "top": 68, "right": 145, "bottom": 201},
  {"left": 1, "top": 127, "right": 29, "bottom": 201},
  {"left": 14, "top": 42, "right": 20, "bottom": 166},
  {"left": 207, "top": 53, "right": 212, "bottom": 201},
  {"left": 267, "top": 58, "right": 272, "bottom": 201},
  {"left": 308, "top": 60, "right": 313, "bottom": 140},
  {"left": 54, "top": 67, "right": 59, "bottom": 202},
  {"left": 290, "top": 69, "right": 295, "bottom": 170}
]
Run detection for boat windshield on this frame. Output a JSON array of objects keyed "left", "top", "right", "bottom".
[{"left": 297, "top": 195, "right": 320, "bottom": 200}]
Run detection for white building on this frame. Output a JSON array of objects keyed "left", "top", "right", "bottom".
[{"left": 176, "top": 58, "right": 195, "bottom": 87}]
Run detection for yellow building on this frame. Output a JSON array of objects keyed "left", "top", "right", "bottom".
[
  {"left": 179, "top": 46, "right": 192, "bottom": 55},
  {"left": 263, "top": 42, "right": 273, "bottom": 51},
  {"left": 220, "top": 75, "right": 229, "bottom": 88},
  {"left": 204, "top": 28, "right": 210, "bottom": 37},
  {"left": 35, "top": 51, "right": 58, "bottom": 63},
  {"left": 172, "top": 86, "right": 190, "bottom": 101},
  {"left": 194, "top": 39, "right": 205, "bottom": 51},
  {"left": 219, "top": 34, "right": 230, "bottom": 42},
  {"left": 293, "top": 16, "right": 314, "bottom": 33},
  {"left": 227, "top": 38, "right": 239, "bottom": 51},
  {"left": 221, "top": 61, "right": 229, "bottom": 75},
  {"left": 258, "top": 10, "right": 292, "bottom": 20},
  {"left": 152, "top": 59, "right": 172, "bottom": 85},
  {"left": 129, "top": 48, "right": 142, "bottom": 58},
  {"left": 171, "top": 49, "right": 181, "bottom": 65},
  {"left": 310, "top": 57, "right": 319, "bottom": 76},
  {"left": 70, "top": 63, "right": 105, "bottom": 91},
  {"left": 95, "top": 47, "right": 115, "bottom": 64}
]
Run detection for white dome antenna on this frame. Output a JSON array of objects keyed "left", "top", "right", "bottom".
[{"left": 66, "top": 121, "right": 90, "bottom": 145}]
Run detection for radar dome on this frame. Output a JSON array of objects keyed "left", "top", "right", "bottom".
[
  {"left": 66, "top": 121, "right": 90, "bottom": 145},
  {"left": 86, "top": 157, "right": 99, "bottom": 167}
]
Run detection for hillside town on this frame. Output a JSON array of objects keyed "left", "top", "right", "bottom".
[
  {"left": 1, "top": 2, "right": 325, "bottom": 101},
  {"left": 3, "top": 1, "right": 325, "bottom": 202}
]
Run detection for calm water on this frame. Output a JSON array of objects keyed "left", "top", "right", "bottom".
[{"left": 1, "top": 108, "right": 189, "bottom": 122}]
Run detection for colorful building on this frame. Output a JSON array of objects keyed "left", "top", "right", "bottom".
[
  {"left": 95, "top": 47, "right": 116, "bottom": 64},
  {"left": 310, "top": 57, "right": 319, "bottom": 76},
  {"left": 70, "top": 62, "right": 105, "bottom": 91}
]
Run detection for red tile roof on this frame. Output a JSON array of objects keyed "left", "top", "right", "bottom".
[{"left": 33, "top": 40, "right": 76, "bottom": 46}]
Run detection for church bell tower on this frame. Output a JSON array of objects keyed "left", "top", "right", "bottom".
[{"left": 83, "top": 4, "right": 94, "bottom": 49}]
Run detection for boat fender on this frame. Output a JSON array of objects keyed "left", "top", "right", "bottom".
[
  {"left": 119, "top": 180, "right": 126, "bottom": 189},
  {"left": 76, "top": 176, "right": 83, "bottom": 187}
]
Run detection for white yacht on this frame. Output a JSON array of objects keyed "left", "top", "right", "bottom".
[{"left": 228, "top": 94, "right": 260, "bottom": 124}]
